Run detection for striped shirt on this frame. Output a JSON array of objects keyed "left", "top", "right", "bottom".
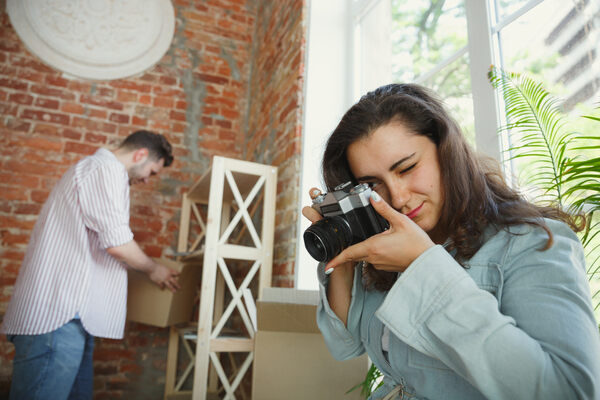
[{"left": 1, "top": 148, "right": 134, "bottom": 339}]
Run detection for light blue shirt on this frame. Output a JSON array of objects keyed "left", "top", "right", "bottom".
[{"left": 317, "top": 218, "right": 600, "bottom": 399}]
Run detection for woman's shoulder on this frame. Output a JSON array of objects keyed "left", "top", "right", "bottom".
[{"left": 475, "top": 218, "right": 584, "bottom": 266}]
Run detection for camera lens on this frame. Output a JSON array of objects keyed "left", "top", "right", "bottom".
[{"left": 303, "top": 216, "right": 353, "bottom": 262}]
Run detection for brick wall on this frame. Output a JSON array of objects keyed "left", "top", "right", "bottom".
[
  {"left": 0, "top": 0, "right": 307, "bottom": 398},
  {"left": 245, "top": 1, "right": 306, "bottom": 287}
]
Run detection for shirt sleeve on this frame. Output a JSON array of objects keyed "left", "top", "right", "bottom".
[
  {"left": 78, "top": 161, "right": 134, "bottom": 249},
  {"left": 376, "top": 223, "right": 600, "bottom": 400},
  {"left": 316, "top": 262, "right": 367, "bottom": 360}
]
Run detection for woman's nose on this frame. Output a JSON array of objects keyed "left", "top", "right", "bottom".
[{"left": 388, "top": 181, "right": 410, "bottom": 211}]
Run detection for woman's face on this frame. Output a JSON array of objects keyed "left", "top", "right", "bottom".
[{"left": 346, "top": 121, "right": 445, "bottom": 242}]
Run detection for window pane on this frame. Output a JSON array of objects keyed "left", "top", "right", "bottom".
[
  {"left": 391, "top": 0, "right": 468, "bottom": 82},
  {"left": 420, "top": 52, "right": 476, "bottom": 145},
  {"left": 499, "top": 0, "right": 599, "bottom": 116},
  {"left": 495, "top": 0, "right": 533, "bottom": 20}
]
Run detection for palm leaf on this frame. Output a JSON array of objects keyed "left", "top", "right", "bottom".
[
  {"left": 346, "top": 362, "right": 383, "bottom": 398},
  {"left": 489, "top": 66, "right": 600, "bottom": 317},
  {"left": 488, "top": 66, "right": 574, "bottom": 206}
]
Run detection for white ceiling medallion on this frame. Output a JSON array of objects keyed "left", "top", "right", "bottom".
[{"left": 7, "top": 0, "right": 175, "bottom": 81}]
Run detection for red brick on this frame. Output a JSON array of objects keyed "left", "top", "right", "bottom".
[
  {"left": 153, "top": 96, "right": 174, "bottom": 108},
  {"left": 119, "top": 363, "right": 143, "bottom": 375},
  {"left": 98, "top": 87, "right": 115, "bottom": 97},
  {"left": 9, "top": 55, "right": 54, "bottom": 73},
  {"left": 0, "top": 102, "right": 18, "bottom": 116},
  {"left": 169, "top": 110, "right": 186, "bottom": 121},
  {"left": 35, "top": 98, "right": 60, "bottom": 110},
  {"left": 1, "top": 231, "right": 30, "bottom": 246},
  {"left": 159, "top": 75, "right": 177, "bottom": 85},
  {"left": 8, "top": 93, "right": 33, "bottom": 105},
  {"left": 67, "top": 81, "right": 92, "bottom": 92},
  {"left": 13, "top": 203, "right": 42, "bottom": 215},
  {"left": 64, "top": 141, "right": 98, "bottom": 155},
  {"left": 0, "top": 173, "right": 39, "bottom": 188},
  {"left": 221, "top": 108, "right": 239, "bottom": 119},
  {"left": 30, "top": 84, "right": 76, "bottom": 101},
  {"left": 13, "top": 136, "right": 63, "bottom": 152},
  {"left": 215, "top": 119, "right": 232, "bottom": 129},
  {"left": 88, "top": 108, "right": 108, "bottom": 119},
  {"left": 108, "top": 81, "right": 152, "bottom": 93},
  {"left": 131, "top": 116, "right": 147, "bottom": 126},
  {"left": 31, "top": 190, "right": 49, "bottom": 203},
  {"left": 0, "top": 186, "right": 28, "bottom": 201},
  {"left": 172, "top": 122, "right": 186, "bottom": 133},
  {"left": 32, "top": 123, "right": 60, "bottom": 136},
  {"left": 21, "top": 109, "right": 70, "bottom": 125},
  {"left": 63, "top": 128, "right": 82, "bottom": 141},
  {"left": 0, "top": 78, "right": 28, "bottom": 91},
  {"left": 45, "top": 75, "right": 69, "bottom": 87},
  {"left": 116, "top": 91, "right": 138, "bottom": 103},
  {"left": 61, "top": 102, "right": 85, "bottom": 114},
  {"left": 153, "top": 86, "right": 183, "bottom": 97},
  {"left": 148, "top": 120, "right": 169, "bottom": 131},
  {"left": 195, "top": 73, "right": 229, "bottom": 85},
  {"left": 80, "top": 94, "right": 123, "bottom": 111},
  {"left": 84, "top": 133, "right": 107, "bottom": 144},
  {"left": 138, "top": 94, "right": 152, "bottom": 105},
  {"left": 0, "top": 249, "right": 25, "bottom": 261},
  {"left": 0, "top": 38, "right": 21, "bottom": 53},
  {"left": 138, "top": 73, "right": 159, "bottom": 83},
  {"left": 109, "top": 113, "right": 130, "bottom": 124},
  {"left": 17, "top": 70, "right": 45, "bottom": 84},
  {"left": 94, "top": 349, "right": 135, "bottom": 362},
  {"left": 72, "top": 117, "right": 117, "bottom": 134}
]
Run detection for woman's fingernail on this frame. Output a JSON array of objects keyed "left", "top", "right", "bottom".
[
  {"left": 371, "top": 191, "right": 381, "bottom": 202},
  {"left": 325, "top": 268, "right": 333, "bottom": 275},
  {"left": 311, "top": 189, "right": 321, "bottom": 197}
]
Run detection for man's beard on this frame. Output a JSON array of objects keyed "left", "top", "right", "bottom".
[{"left": 128, "top": 163, "right": 147, "bottom": 185}]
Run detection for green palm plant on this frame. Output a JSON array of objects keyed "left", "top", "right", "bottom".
[{"left": 488, "top": 65, "right": 600, "bottom": 309}]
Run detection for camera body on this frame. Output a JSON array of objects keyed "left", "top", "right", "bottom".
[{"left": 303, "top": 182, "right": 389, "bottom": 262}]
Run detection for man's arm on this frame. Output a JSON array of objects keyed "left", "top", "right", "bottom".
[{"left": 107, "top": 240, "right": 180, "bottom": 292}]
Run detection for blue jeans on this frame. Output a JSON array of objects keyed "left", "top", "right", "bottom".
[{"left": 7, "top": 319, "right": 95, "bottom": 400}]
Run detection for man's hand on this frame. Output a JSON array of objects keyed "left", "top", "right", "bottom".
[
  {"left": 107, "top": 240, "right": 181, "bottom": 292},
  {"left": 149, "top": 263, "right": 181, "bottom": 293}
]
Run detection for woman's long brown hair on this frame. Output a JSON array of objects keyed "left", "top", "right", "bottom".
[{"left": 321, "top": 83, "right": 583, "bottom": 291}]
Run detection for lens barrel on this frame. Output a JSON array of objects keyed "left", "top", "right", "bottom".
[{"left": 303, "top": 216, "right": 353, "bottom": 262}]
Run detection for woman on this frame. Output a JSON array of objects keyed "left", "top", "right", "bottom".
[{"left": 302, "top": 83, "right": 600, "bottom": 399}]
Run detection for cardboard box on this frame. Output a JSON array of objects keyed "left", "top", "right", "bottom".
[
  {"left": 252, "top": 288, "right": 368, "bottom": 400},
  {"left": 127, "top": 258, "right": 201, "bottom": 327}
]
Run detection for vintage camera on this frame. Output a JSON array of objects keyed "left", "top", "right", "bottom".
[{"left": 303, "top": 182, "right": 389, "bottom": 262}]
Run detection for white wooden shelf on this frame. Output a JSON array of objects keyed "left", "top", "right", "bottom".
[{"left": 164, "top": 156, "right": 277, "bottom": 400}]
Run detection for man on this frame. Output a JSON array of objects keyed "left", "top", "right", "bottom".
[{"left": 1, "top": 130, "right": 181, "bottom": 400}]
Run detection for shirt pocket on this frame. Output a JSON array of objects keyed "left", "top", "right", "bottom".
[{"left": 464, "top": 262, "right": 503, "bottom": 304}]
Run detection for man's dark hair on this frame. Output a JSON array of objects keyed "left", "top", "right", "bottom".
[{"left": 119, "top": 130, "right": 174, "bottom": 167}]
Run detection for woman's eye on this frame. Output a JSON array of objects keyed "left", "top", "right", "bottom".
[
  {"left": 399, "top": 163, "right": 416, "bottom": 174},
  {"left": 366, "top": 182, "right": 380, "bottom": 189}
]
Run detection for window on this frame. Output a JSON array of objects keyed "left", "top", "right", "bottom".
[{"left": 299, "top": 0, "right": 600, "bottom": 289}]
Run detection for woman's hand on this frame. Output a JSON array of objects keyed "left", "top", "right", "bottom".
[
  {"left": 324, "top": 191, "right": 435, "bottom": 274},
  {"left": 301, "top": 187, "right": 325, "bottom": 224},
  {"left": 302, "top": 187, "right": 354, "bottom": 325}
]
